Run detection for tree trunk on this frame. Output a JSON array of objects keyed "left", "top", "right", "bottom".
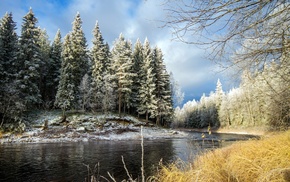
[{"left": 118, "top": 91, "right": 122, "bottom": 116}]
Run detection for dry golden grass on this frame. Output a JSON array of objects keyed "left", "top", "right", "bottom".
[{"left": 153, "top": 130, "right": 290, "bottom": 182}]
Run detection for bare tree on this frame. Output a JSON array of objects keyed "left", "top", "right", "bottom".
[{"left": 163, "top": 0, "right": 290, "bottom": 72}]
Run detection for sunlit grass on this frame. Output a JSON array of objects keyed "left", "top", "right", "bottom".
[{"left": 153, "top": 130, "right": 290, "bottom": 182}]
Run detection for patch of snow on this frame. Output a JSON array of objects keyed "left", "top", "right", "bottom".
[{"left": 1, "top": 111, "right": 189, "bottom": 144}]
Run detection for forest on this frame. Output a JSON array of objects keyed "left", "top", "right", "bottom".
[
  {"left": 0, "top": 8, "right": 174, "bottom": 132},
  {"left": 173, "top": 47, "right": 290, "bottom": 130},
  {"left": 166, "top": 0, "right": 290, "bottom": 131},
  {"left": 1, "top": 5, "right": 289, "bottom": 133}
]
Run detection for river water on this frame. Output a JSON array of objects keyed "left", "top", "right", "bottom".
[{"left": 0, "top": 132, "right": 256, "bottom": 182}]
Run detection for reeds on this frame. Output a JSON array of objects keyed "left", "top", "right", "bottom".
[{"left": 154, "top": 130, "right": 290, "bottom": 182}]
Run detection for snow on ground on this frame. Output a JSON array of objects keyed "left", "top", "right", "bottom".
[
  {"left": 0, "top": 126, "right": 188, "bottom": 143},
  {"left": 0, "top": 110, "right": 188, "bottom": 144}
]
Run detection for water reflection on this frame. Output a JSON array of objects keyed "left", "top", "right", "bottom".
[
  {"left": 0, "top": 140, "right": 176, "bottom": 182},
  {"left": 0, "top": 132, "right": 257, "bottom": 182}
]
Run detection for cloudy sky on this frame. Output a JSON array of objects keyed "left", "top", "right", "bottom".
[{"left": 0, "top": 0, "right": 233, "bottom": 105}]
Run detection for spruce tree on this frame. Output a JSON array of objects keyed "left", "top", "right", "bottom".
[
  {"left": 131, "top": 39, "right": 143, "bottom": 115},
  {"left": 0, "top": 12, "right": 21, "bottom": 124},
  {"left": 153, "top": 47, "right": 173, "bottom": 125},
  {"left": 16, "top": 8, "right": 42, "bottom": 108},
  {"left": 70, "top": 12, "right": 89, "bottom": 109},
  {"left": 54, "top": 34, "right": 75, "bottom": 113},
  {"left": 137, "top": 38, "right": 157, "bottom": 121},
  {"left": 111, "top": 33, "right": 135, "bottom": 115},
  {"left": 48, "top": 29, "right": 62, "bottom": 103},
  {"left": 214, "top": 79, "right": 224, "bottom": 127},
  {"left": 55, "top": 13, "right": 88, "bottom": 112},
  {"left": 90, "top": 21, "right": 108, "bottom": 112},
  {"left": 37, "top": 28, "right": 51, "bottom": 104},
  {"left": 0, "top": 12, "right": 18, "bottom": 85}
]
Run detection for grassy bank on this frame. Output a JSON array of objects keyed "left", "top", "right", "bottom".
[{"left": 152, "top": 130, "right": 290, "bottom": 182}]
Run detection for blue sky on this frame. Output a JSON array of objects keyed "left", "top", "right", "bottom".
[{"left": 0, "top": 0, "right": 233, "bottom": 105}]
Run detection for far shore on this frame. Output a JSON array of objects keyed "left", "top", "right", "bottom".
[{"left": 177, "top": 127, "right": 270, "bottom": 136}]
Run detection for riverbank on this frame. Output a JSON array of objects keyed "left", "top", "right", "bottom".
[
  {"left": 153, "top": 129, "right": 290, "bottom": 182},
  {"left": 178, "top": 126, "right": 269, "bottom": 136},
  {"left": 0, "top": 111, "right": 188, "bottom": 144}
]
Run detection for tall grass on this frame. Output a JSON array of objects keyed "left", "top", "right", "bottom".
[{"left": 153, "top": 130, "right": 290, "bottom": 182}]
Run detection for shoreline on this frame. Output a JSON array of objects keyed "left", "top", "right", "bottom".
[
  {"left": 177, "top": 127, "right": 268, "bottom": 136},
  {"left": 1, "top": 110, "right": 273, "bottom": 144},
  {"left": 0, "top": 126, "right": 187, "bottom": 144},
  {"left": 1, "top": 125, "right": 266, "bottom": 144}
]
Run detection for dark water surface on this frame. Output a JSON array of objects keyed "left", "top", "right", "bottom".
[{"left": 0, "top": 132, "right": 257, "bottom": 182}]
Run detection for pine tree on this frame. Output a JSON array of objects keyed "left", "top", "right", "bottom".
[
  {"left": 16, "top": 8, "right": 42, "bottom": 108},
  {"left": 48, "top": 29, "right": 62, "bottom": 103},
  {"left": 102, "top": 42, "right": 116, "bottom": 113},
  {"left": 102, "top": 74, "right": 116, "bottom": 114},
  {"left": 152, "top": 47, "right": 173, "bottom": 126},
  {"left": 213, "top": 79, "right": 224, "bottom": 126},
  {"left": 54, "top": 34, "right": 75, "bottom": 113},
  {"left": 70, "top": 12, "right": 89, "bottom": 109},
  {"left": 131, "top": 39, "right": 143, "bottom": 114},
  {"left": 137, "top": 38, "right": 157, "bottom": 121},
  {"left": 55, "top": 13, "right": 88, "bottom": 112},
  {"left": 37, "top": 28, "right": 51, "bottom": 104},
  {"left": 0, "top": 12, "right": 22, "bottom": 124},
  {"left": 0, "top": 12, "right": 18, "bottom": 86},
  {"left": 90, "top": 21, "right": 109, "bottom": 112},
  {"left": 111, "top": 33, "right": 135, "bottom": 115}
]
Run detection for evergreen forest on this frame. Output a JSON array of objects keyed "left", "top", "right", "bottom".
[{"left": 0, "top": 9, "right": 174, "bottom": 131}]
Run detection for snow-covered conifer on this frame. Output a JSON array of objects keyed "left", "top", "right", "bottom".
[
  {"left": 137, "top": 38, "right": 157, "bottom": 121},
  {"left": 37, "top": 28, "right": 51, "bottom": 103},
  {"left": 70, "top": 12, "right": 89, "bottom": 79},
  {"left": 0, "top": 12, "right": 22, "bottom": 123},
  {"left": 16, "top": 8, "right": 42, "bottom": 108},
  {"left": 0, "top": 12, "right": 18, "bottom": 85},
  {"left": 47, "top": 29, "right": 62, "bottom": 103},
  {"left": 90, "top": 21, "right": 109, "bottom": 111},
  {"left": 131, "top": 39, "right": 143, "bottom": 114},
  {"left": 55, "top": 13, "right": 88, "bottom": 111},
  {"left": 111, "top": 33, "right": 135, "bottom": 115},
  {"left": 54, "top": 34, "right": 75, "bottom": 112},
  {"left": 152, "top": 47, "right": 173, "bottom": 125}
]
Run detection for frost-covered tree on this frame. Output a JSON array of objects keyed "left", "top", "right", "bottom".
[
  {"left": 131, "top": 38, "right": 144, "bottom": 114},
  {"left": 47, "top": 29, "right": 62, "bottom": 103},
  {"left": 90, "top": 21, "right": 109, "bottom": 112},
  {"left": 70, "top": 12, "right": 89, "bottom": 77},
  {"left": 54, "top": 34, "right": 74, "bottom": 113},
  {"left": 16, "top": 8, "right": 42, "bottom": 108},
  {"left": 212, "top": 79, "right": 224, "bottom": 126},
  {"left": 79, "top": 73, "right": 90, "bottom": 111},
  {"left": 102, "top": 74, "right": 116, "bottom": 114},
  {"left": 152, "top": 47, "right": 173, "bottom": 126},
  {"left": 137, "top": 38, "right": 157, "bottom": 121},
  {"left": 70, "top": 12, "right": 89, "bottom": 90},
  {"left": 0, "top": 12, "right": 22, "bottom": 124},
  {"left": 55, "top": 13, "right": 88, "bottom": 112},
  {"left": 37, "top": 28, "right": 51, "bottom": 104},
  {"left": 164, "top": 1, "right": 290, "bottom": 74},
  {"left": 111, "top": 33, "right": 135, "bottom": 115},
  {"left": 0, "top": 12, "right": 18, "bottom": 86},
  {"left": 170, "top": 72, "right": 184, "bottom": 107}
]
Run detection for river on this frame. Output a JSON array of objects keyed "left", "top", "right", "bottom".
[{"left": 0, "top": 131, "right": 257, "bottom": 181}]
